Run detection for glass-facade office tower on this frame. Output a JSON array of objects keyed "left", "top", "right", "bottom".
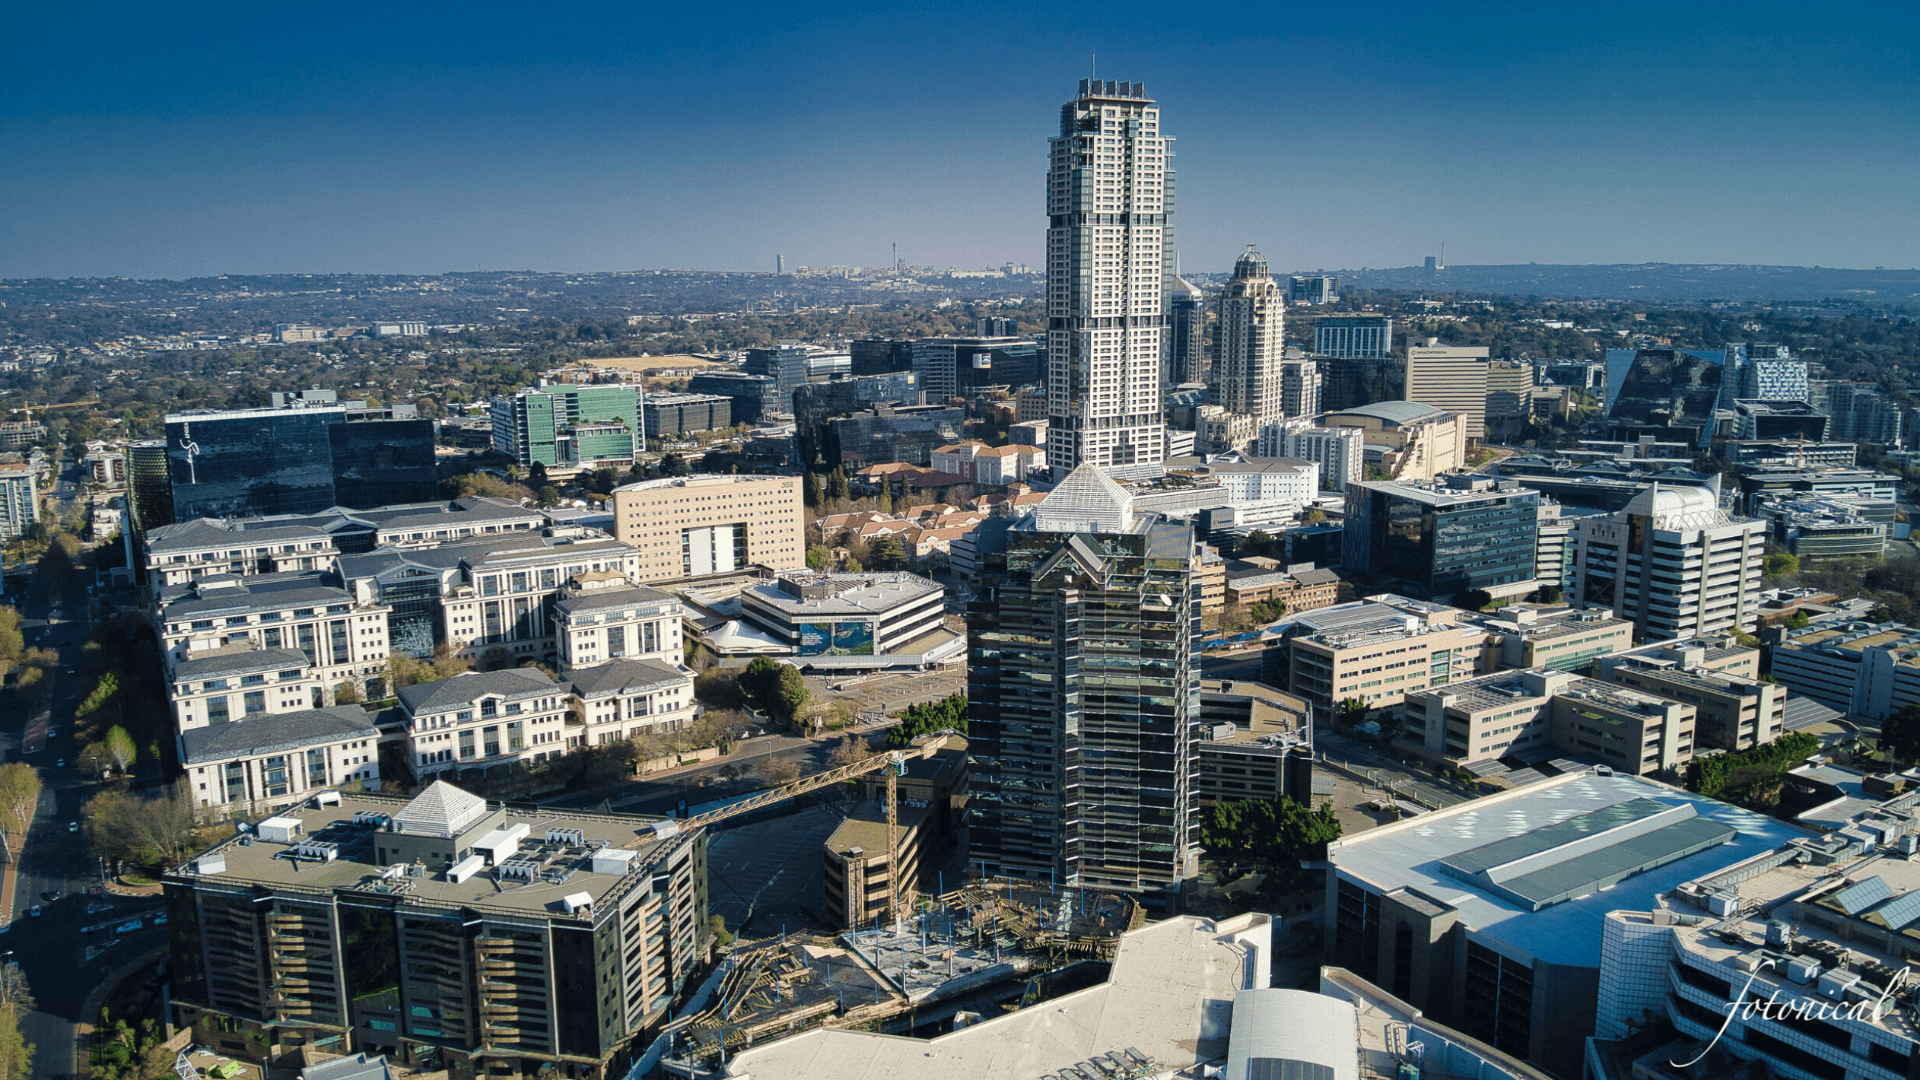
[
  {"left": 1214, "top": 245, "right": 1285, "bottom": 431},
  {"left": 491, "top": 384, "right": 640, "bottom": 467},
  {"left": 128, "top": 440, "right": 175, "bottom": 532},
  {"left": 1045, "top": 79, "right": 1171, "bottom": 478},
  {"left": 1341, "top": 477, "right": 1541, "bottom": 600},
  {"left": 166, "top": 406, "right": 437, "bottom": 521},
  {"left": 966, "top": 466, "right": 1199, "bottom": 902},
  {"left": 1166, "top": 276, "right": 1207, "bottom": 387},
  {"left": 1313, "top": 315, "right": 1393, "bottom": 359}
]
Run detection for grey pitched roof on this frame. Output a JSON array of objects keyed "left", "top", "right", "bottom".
[
  {"left": 393, "top": 780, "right": 490, "bottom": 838},
  {"left": 300, "top": 1054, "right": 391, "bottom": 1080},
  {"left": 396, "top": 668, "right": 558, "bottom": 715},
  {"left": 567, "top": 659, "right": 686, "bottom": 699},
  {"left": 179, "top": 705, "right": 376, "bottom": 765},
  {"left": 552, "top": 584, "right": 678, "bottom": 616},
  {"left": 157, "top": 573, "right": 354, "bottom": 620},
  {"left": 1328, "top": 400, "right": 1452, "bottom": 426},
  {"left": 172, "top": 647, "right": 312, "bottom": 682}
]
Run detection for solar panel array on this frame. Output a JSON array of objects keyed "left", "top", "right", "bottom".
[{"left": 1835, "top": 875, "right": 1893, "bottom": 915}]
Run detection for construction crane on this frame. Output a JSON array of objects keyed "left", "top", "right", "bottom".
[{"left": 627, "top": 731, "right": 951, "bottom": 926}]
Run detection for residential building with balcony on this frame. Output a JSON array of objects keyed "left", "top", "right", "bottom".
[
  {"left": 566, "top": 660, "right": 697, "bottom": 747},
  {"left": 179, "top": 705, "right": 381, "bottom": 811}
]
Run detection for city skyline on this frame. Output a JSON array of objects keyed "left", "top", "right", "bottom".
[{"left": 3, "top": 1, "right": 1916, "bottom": 279}]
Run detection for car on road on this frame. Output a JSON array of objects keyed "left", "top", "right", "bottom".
[
  {"left": 29, "top": 906, "right": 42, "bottom": 918},
  {"left": 54, "top": 759, "right": 64, "bottom": 768},
  {"left": 42, "top": 889, "right": 61, "bottom": 902},
  {"left": 114, "top": 919, "right": 142, "bottom": 934},
  {"left": 68, "top": 821, "right": 79, "bottom": 833},
  {"left": 152, "top": 913, "right": 168, "bottom": 926}
]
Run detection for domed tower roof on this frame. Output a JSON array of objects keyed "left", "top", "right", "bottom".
[
  {"left": 1232, "top": 244, "right": 1269, "bottom": 280},
  {"left": 1622, "top": 483, "right": 1725, "bottom": 530}
]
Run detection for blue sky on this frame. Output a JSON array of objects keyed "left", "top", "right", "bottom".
[{"left": 2, "top": 0, "right": 1914, "bottom": 279}]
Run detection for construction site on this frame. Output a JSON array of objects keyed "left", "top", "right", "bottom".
[{"left": 663, "top": 880, "right": 1143, "bottom": 1071}]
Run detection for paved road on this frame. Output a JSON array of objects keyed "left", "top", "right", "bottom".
[{"left": 2, "top": 562, "right": 168, "bottom": 1080}]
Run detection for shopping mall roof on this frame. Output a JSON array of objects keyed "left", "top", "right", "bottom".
[{"left": 1330, "top": 772, "right": 1804, "bottom": 964}]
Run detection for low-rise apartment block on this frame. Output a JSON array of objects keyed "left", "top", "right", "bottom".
[{"left": 611, "top": 474, "right": 804, "bottom": 581}]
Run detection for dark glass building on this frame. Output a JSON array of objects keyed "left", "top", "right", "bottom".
[
  {"left": 1341, "top": 476, "right": 1540, "bottom": 600},
  {"left": 965, "top": 466, "right": 1199, "bottom": 904},
  {"left": 166, "top": 399, "right": 437, "bottom": 521},
  {"left": 163, "top": 782, "right": 708, "bottom": 1080},
  {"left": 850, "top": 338, "right": 914, "bottom": 377},
  {"left": 686, "top": 373, "right": 777, "bottom": 425},
  {"left": 128, "top": 439, "right": 175, "bottom": 532}
]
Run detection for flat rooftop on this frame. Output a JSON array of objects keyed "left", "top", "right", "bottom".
[
  {"left": 1330, "top": 772, "right": 1804, "bottom": 965},
  {"left": 723, "top": 914, "right": 1269, "bottom": 1080},
  {"left": 171, "top": 788, "right": 683, "bottom": 919},
  {"left": 743, "top": 572, "right": 943, "bottom": 618}
]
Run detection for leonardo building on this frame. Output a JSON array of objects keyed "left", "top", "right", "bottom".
[
  {"left": 966, "top": 465, "right": 1200, "bottom": 903},
  {"left": 1044, "top": 79, "right": 1170, "bottom": 478}
]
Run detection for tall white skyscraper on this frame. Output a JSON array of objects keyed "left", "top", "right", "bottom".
[
  {"left": 1214, "top": 245, "right": 1285, "bottom": 431},
  {"left": 1045, "top": 79, "right": 1170, "bottom": 478}
]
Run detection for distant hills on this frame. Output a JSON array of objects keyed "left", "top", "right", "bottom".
[{"left": 1327, "top": 263, "right": 1920, "bottom": 305}]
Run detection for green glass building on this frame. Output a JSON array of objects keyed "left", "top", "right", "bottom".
[{"left": 491, "top": 385, "right": 640, "bottom": 467}]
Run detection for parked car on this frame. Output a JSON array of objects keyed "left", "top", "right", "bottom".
[
  {"left": 41, "top": 889, "right": 60, "bottom": 903},
  {"left": 152, "top": 913, "right": 168, "bottom": 926},
  {"left": 29, "top": 906, "right": 42, "bottom": 918},
  {"left": 54, "top": 759, "right": 64, "bottom": 768},
  {"left": 67, "top": 821, "right": 79, "bottom": 833},
  {"left": 114, "top": 919, "right": 142, "bottom": 934}
]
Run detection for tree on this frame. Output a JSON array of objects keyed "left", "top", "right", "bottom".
[
  {"left": 527, "top": 461, "right": 549, "bottom": 488},
  {"left": 757, "top": 754, "right": 801, "bottom": 786},
  {"left": 136, "top": 1043, "right": 173, "bottom": 1080},
  {"left": 78, "top": 672, "right": 120, "bottom": 717},
  {"left": 0, "top": 607, "right": 21, "bottom": 667},
  {"left": 1685, "top": 732, "right": 1819, "bottom": 810},
  {"left": 0, "top": 1001, "right": 32, "bottom": 1080},
  {"left": 805, "top": 543, "right": 831, "bottom": 570},
  {"left": 333, "top": 681, "right": 363, "bottom": 705},
  {"left": 867, "top": 534, "right": 908, "bottom": 571},
  {"left": 536, "top": 485, "right": 562, "bottom": 508},
  {"left": 694, "top": 666, "right": 748, "bottom": 709},
  {"left": 804, "top": 472, "right": 824, "bottom": 507},
  {"left": 1764, "top": 552, "right": 1800, "bottom": 579},
  {"left": 0, "top": 764, "right": 42, "bottom": 842},
  {"left": 1453, "top": 588, "right": 1494, "bottom": 611},
  {"left": 843, "top": 555, "right": 865, "bottom": 573},
  {"left": 38, "top": 533, "right": 81, "bottom": 581},
  {"left": 84, "top": 783, "right": 199, "bottom": 867},
  {"left": 707, "top": 913, "right": 735, "bottom": 948},
  {"left": 888, "top": 693, "right": 967, "bottom": 747},
  {"left": 827, "top": 734, "right": 876, "bottom": 768},
  {"left": 1200, "top": 795, "right": 1342, "bottom": 877},
  {"left": 1301, "top": 508, "right": 1328, "bottom": 526},
  {"left": 1785, "top": 611, "right": 1811, "bottom": 630},
  {"left": 660, "top": 453, "right": 690, "bottom": 477},
  {"left": 774, "top": 665, "right": 810, "bottom": 722},
  {"left": 1883, "top": 705, "right": 1920, "bottom": 767},
  {"left": 104, "top": 725, "right": 138, "bottom": 773},
  {"left": 78, "top": 742, "right": 115, "bottom": 779},
  {"left": 826, "top": 468, "right": 848, "bottom": 501}
]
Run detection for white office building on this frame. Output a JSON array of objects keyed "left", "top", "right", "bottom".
[
  {"left": 1572, "top": 485, "right": 1766, "bottom": 640},
  {"left": 1264, "top": 425, "right": 1364, "bottom": 491},
  {"left": 1044, "top": 79, "right": 1169, "bottom": 478}
]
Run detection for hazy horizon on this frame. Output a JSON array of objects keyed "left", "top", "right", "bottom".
[{"left": 4, "top": 0, "right": 1914, "bottom": 280}]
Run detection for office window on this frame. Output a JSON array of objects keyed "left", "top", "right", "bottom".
[
  {"left": 206, "top": 695, "right": 231, "bottom": 724},
  {"left": 243, "top": 691, "right": 266, "bottom": 715}
]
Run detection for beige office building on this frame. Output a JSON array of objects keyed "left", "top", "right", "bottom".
[
  {"left": 1284, "top": 596, "right": 1491, "bottom": 717},
  {"left": 1402, "top": 667, "right": 1695, "bottom": 775},
  {"left": 612, "top": 474, "right": 805, "bottom": 582},
  {"left": 1604, "top": 662, "right": 1783, "bottom": 752},
  {"left": 1403, "top": 345, "right": 1491, "bottom": 440}
]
